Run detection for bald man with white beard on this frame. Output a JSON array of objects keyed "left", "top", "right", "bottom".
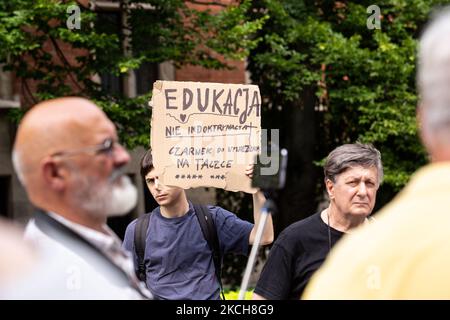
[{"left": 12, "top": 97, "right": 152, "bottom": 299}]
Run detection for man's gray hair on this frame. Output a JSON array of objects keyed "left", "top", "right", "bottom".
[
  {"left": 418, "top": 7, "right": 450, "bottom": 134},
  {"left": 324, "top": 143, "right": 383, "bottom": 185}
]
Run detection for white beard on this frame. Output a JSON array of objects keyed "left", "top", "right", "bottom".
[
  {"left": 72, "top": 172, "right": 138, "bottom": 218},
  {"left": 107, "top": 175, "right": 138, "bottom": 217}
]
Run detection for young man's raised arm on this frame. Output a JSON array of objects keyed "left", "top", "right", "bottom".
[{"left": 245, "top": 164, "right": 274, "bottom": 245}]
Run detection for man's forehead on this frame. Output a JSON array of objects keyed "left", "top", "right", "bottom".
[
  {"left": 75, "top": 114, "right": 116, "bottom": 142},
  {"left": 340, "top": 166, "right": 378, "bottom": 178},
  {"left": 30, "top": 99, "right": 115, "bottom": 145}
]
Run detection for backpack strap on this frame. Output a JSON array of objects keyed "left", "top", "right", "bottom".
[
  {"left": 134, "top": 212, "right": 152, "bottom": 282},
  {"left": 193, "top": 204, "right": 225, "bottom": 300}
]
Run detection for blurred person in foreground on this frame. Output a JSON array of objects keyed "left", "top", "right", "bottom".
[
  {"left": 12, "top": 97, "right": 151, "bottom": 299},
  {"left": 253, "top": 143, "right": 382, "bottom": 300},
  {"left": 0, "top": 219, "right": 37, "bottom": 298},
  {"left": 0, "top": 218, "right": 84, "bottom": 299},
  {"left": 303, "top": 8, "right": 450, "bottom": 299}
]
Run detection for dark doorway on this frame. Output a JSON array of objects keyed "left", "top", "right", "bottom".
[
  {"left": 143, "top": 179, "right": 158, "bottom": 213},
  {"left": 0, "top": 176, "right": 11, "bottom": 218},
  {"left": 107, "top": 212, "right": 134, "bottom": 241}
]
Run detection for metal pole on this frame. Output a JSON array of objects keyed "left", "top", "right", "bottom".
[{"left": 238, "top": 206, "right": 270, "bottom": 300}]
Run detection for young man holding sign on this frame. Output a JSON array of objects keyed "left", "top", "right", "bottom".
[{"left": 123, "top": 149, "right": 273, "bottom": 300}]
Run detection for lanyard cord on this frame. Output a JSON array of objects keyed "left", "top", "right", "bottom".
[{"left": 327, "top": 210, "right": 332, "bottom": 252}]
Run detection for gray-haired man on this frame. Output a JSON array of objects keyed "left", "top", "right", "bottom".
[{"left": 253, "top": 143, "right": 382, "bottom": 300}]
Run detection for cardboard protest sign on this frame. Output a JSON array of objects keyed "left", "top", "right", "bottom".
[{"left": 150, "top": 80, "right": 261, "bottom": 193}]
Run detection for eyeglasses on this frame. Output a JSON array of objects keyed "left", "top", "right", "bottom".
[{"left": 50, "top": 138, "right": 117, "bottom": 158}]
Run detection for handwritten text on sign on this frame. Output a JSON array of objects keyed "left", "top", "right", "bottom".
[{"left": 150, "top": 81, "right": 261, "bottom": 193}]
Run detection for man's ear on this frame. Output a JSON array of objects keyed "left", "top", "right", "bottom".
[
  {"left": 41, "top": 157, "right": 67, "bottom": 191},
  {"left": 325, "top": 178, "right": 335, "bottom": 200}
]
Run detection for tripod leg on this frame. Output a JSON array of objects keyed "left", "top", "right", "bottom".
[{"left": 238, "top": 207, "right": 270, "bottom": 300}]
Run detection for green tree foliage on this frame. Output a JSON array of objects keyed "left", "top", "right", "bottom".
[
  {"left": 245, "top": 0, "right": 448, "bottom": 227},
  {"left": 0, "top": 0, "right": 265, "bottom": 148},
  {"left": 0, "top": 0, "right": 266, "bottom": 287}
]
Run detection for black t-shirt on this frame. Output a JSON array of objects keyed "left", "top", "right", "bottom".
[{"left": 254, "top": 212, "right": 344, "bottom": 300}]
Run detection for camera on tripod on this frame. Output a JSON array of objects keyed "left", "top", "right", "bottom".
[{"left": 251, "top": 144, "right": 288, "bottom": 191}]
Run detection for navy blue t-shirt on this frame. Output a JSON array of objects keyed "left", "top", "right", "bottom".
[{"left": 122, "top": 203, "right": 253, "bottom": 300}]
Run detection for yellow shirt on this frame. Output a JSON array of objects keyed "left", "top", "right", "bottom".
[{"left": 303, "top": 162, "right": 450, "bottom": 299}]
